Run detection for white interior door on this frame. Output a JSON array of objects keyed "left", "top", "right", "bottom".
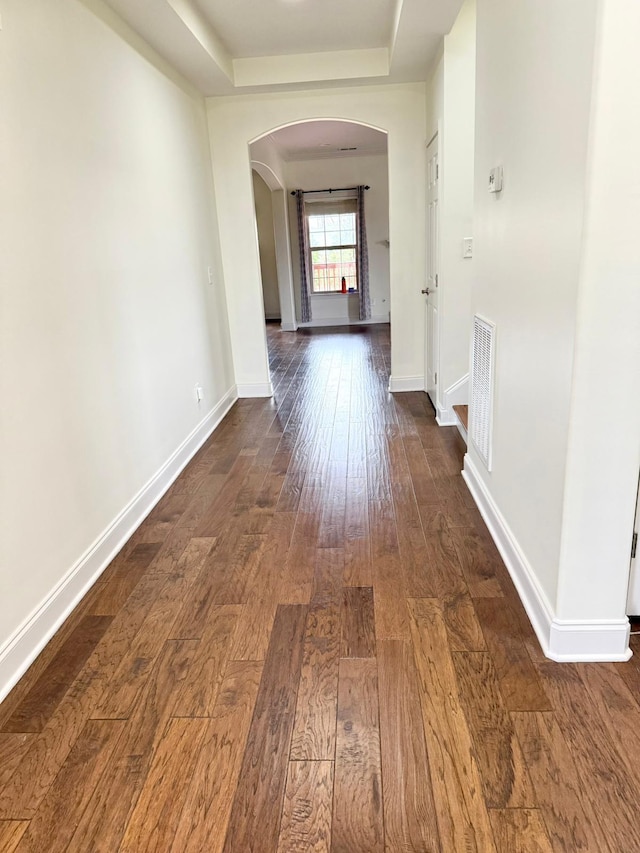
[
  {"left": 424, "top": 135, "right": 440, "bottom": 407},
  {"left": 626, "top": 474, "right": 640, "bottom": 614}
]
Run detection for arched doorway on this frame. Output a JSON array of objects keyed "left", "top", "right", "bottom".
[
  {"left": 248, "top": 119, "right": 390, "bottom": 389},
  {"left": 205, "top": 87, "right": 428, "bottom": 398}
]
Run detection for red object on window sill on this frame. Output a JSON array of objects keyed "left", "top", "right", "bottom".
[{"left": 341, "top": 276, "right": 347, "bottom": 294}]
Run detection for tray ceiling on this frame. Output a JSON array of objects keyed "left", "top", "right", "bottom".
[{"left": 100, "top": 0, "right": 464, "bottom": 95}]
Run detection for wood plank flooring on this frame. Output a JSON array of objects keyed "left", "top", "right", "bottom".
[{"left": 0, "top": 323, "right": 638, "bottom": 851}]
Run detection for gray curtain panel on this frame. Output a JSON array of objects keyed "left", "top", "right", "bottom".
[
  {"left": 357, "top": 185, "right": 371, "bottom": 321},
  {"left": 295, "top": 190, "right": 312, "bottom": 323}
]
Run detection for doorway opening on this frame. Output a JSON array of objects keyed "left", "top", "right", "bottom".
[
  {"left": 252, "top": 169, "right": 282, "bottom": 325},
  {"left": 249, "top": 119, "right": 390, "bottom": 383}
]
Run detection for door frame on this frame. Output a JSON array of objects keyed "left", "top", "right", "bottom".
[
  {"left": 424, "top": 127, "right": 440, "bottom": 408},
  {"left": 626, "top": 471, "right": 640, "bottom": 614}
]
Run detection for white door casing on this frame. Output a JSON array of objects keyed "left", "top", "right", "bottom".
[
  {"left": 425, "top": 134, "right": 440, "bottom": 407},
  {"left": 626, "top": 473, "right": 640, "bottom": 614}
]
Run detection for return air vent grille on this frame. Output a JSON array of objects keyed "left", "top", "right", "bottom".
[{"left": 470, "top": 315, "right": 495, "bottom": 471}]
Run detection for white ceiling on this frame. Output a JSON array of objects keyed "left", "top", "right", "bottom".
[
  {"left": 265, "top": 121, "right": 388, "bottom": 161},
  {"left": 100, "top": 0, "right": 464, "bottom": 96},
  {"left": 195, "top": 0, "right": 396, "bottom": 57}
]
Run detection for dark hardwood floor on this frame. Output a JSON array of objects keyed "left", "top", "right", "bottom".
[{"left": 0, "top": 323, "right": 638, "bottom": 851}]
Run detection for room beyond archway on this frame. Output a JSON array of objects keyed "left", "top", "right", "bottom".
[{"left": 248, "top": 119, "right": 390, "bottom": 383}]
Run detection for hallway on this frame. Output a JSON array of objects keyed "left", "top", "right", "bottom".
[{"left": 0, "top": 325, "right": 639, "bottom": 851}]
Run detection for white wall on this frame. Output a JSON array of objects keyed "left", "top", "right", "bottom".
[
  {"left": 466, "top": 0, "right": 640, "bottom": 659},
  {"left": 0, "top": 0, "right": 235, "bottom": 695},
  {"left": 252, "top": 171, "right": 281, "bottom": 319},
  {"left": 436, "top": 0, "right": 476, "bottom": 422},
  {"left": 426, "top": 50, "right": 443, "bottom": 144},
  {"left": 286, "top": 154, "right": 390, "bottom": 326},
  {"left": 555, "top": 0, "right": 640, "bottom": 625},
  {"left": 206, "top": 85, "right": 427, "bottom": 392},
  {"left": 471, "top": 0, "right": 597, "bottom": 607}
]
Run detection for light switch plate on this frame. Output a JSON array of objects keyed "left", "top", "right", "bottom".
[
  {"left": 463, "top": 237, "right": 473, "bottom": 259},
  {"left": 489, "top": 166, "right": 503, "bottom": 193}
]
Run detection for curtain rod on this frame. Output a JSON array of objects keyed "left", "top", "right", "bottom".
[{"left": 290, "top": 185, "right": 370, "bottom": 196}]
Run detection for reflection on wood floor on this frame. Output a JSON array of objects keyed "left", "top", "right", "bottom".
[{"left": 0, "top": 323, "right": 638, "bottom": 852}]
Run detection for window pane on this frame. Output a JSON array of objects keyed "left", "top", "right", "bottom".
[
  {"left": 309, "top": 230, "right": 326, "bottom": 247},
  {"left": 308, "top": 216, "right": 324, "bottom": 232},
  {"left": 311, "top": 248, "right": 331, "bottom": 292},
  {"left": 311, "top": 246, "right": 358, "bottom": 293},
  {"left": 325, "top": 231, "right": 341, "bottom": 247},
  {"left": 340, "top": 214, "right": 356, "bottom": 242},
  {"left": 324, "top": 215, "right": 340, "bottom": 230}
]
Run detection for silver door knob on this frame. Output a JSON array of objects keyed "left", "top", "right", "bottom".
[{"left": 421, "top": 288, "right": 431, "bottom": 295}]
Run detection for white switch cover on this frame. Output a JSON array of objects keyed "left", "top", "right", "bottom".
[
  {"left": 195, "top": 384, "right": 204, "bottom": 403},
  {"left": 207, "top": 266, "right": 214, "bottom": 285},
  {"left": 463, "top": 237, "right": 473, "bottom": 258},
  {"left": 488, "top": 166, "right": 503, "bottom": 193}
]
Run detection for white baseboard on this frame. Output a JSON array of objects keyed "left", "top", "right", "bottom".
[
  {"left": 462, "top": 453, "right": 631, "bottom": 662},
  {"left": 436, "top": 404, "right": 457, "bottom": 427},
  {"left": 454, "top": 418, "right": 468, "bottom": 444},
  {"left": 236, "top": 381, "right": 274, "bottom": 398},
  {"left": 297, "top": 315, "right": 390, "bottom": 329},
  {"left": 0, "top": 386, "right": 238, "bottom": 704},
  {"left": 280, "top": 322, "right": 298, "bottom": 332},
  {"left": 548, "top": 619, "right": 631, "bottom": 662},
  {"left": 388, "top": 375, "right": 425, "bottom": 393},
  {"left": 436, "top": 373, "right": 469, "bottom": 427},
  {"left": 462, "top": 454, "right": 554, "bottom": 655}
]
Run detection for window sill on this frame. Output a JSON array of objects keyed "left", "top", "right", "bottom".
[{"left": 311, "top": 291, "right": 359, "bottom": 297}]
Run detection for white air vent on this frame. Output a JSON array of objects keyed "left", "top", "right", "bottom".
[{"left": 470, "top": 315, "right": 495, "bottom": 470}]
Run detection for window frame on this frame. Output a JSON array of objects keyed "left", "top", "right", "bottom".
[{"left": 305, "top": 200, "right": 359, "bottom": 295}]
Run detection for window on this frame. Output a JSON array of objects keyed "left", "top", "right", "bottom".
[{"left": 306, "top": 200, "right": 358, "bottom": 293}]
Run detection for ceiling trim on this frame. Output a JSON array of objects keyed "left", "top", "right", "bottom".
[
  {"left": 233, "top": 48, "right": 389, "bottom": 88},
  {"left": 389, "top": 0, "right": 404, "bottom": 61},
  {"left": 166, "top": 0, "right": 233, "bottom": 81}
]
